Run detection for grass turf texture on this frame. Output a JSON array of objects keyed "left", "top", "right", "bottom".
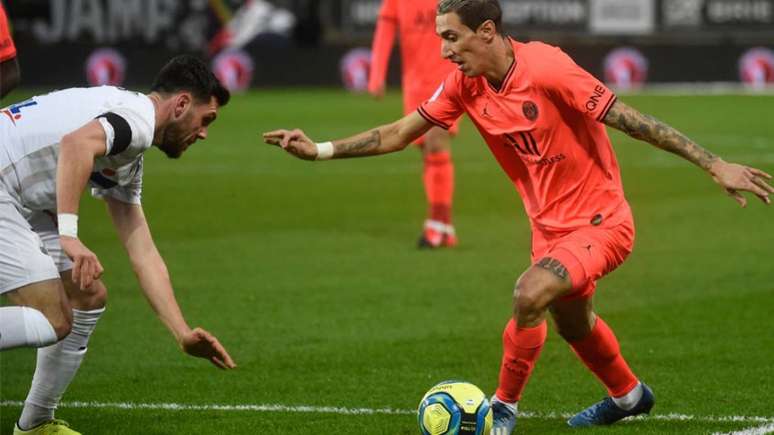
[{"left": 1, "top": 89, "right": 773, "bottom": 434}]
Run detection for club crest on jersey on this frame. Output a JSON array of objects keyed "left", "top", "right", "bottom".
[
  {"left": 523, "top": 101, "right": 538, "bottom": 121},
  {"left": 1, "top": 100, "right": 38, "bottom": 125}
]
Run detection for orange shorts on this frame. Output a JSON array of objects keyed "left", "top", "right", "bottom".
[
  {"left": 530, "top": 213, "right": 635, "bottom": 301},
  {"left": 0, "top": 4, "right": 16, "bottom": 62},
  {"left": 405, "top": 89, "right": 460, "bottom": 144}
]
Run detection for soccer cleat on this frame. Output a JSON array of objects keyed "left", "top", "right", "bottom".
[
  {"left": 567, "top": 383, "right": 655, "bottom": 427},
  {"left": 490, "top": 397, "right": 517, "bottom": 435},
  {"left": 13, "top": 419, "right": 81, "bottom": 435},
  {"left": 417, "top": 220, "right": 457, "bottom": 249}
]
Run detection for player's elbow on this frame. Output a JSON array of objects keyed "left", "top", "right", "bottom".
[{"left": 391, "top": 124, "right": 416, "bottom": 152}]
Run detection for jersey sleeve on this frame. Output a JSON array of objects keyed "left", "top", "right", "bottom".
[
  {"left": 90, "top": 103, "right": 153, "bottom": 204},
  {"left": 94, "top": 106, "right": 154, "bottom": 159},
  {"left": 534, "top": 45, "right": 617, "bottom": 123},
  {"left": 416, "top": 72, "right": 464, "bottom": 130},
  {"left": 367, "top": 0, "right": 398, "bottom": 94},
  {"left": 91, "top": 158, "right": 144, "bottom": 205}
]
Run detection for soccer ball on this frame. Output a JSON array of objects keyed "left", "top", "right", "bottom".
[{"left": 417, "top": 381, "right": 493, "bottom": 435}]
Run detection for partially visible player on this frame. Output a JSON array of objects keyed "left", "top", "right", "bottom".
[
  {"left": 368, "top": 0, "right": 459, "bottom": 248},
  {"left": 1, "top": 55, "right": 235, "bottom": 435},
  {"left": 0, "top": 2, "right": 20, "bottom": 98},
  {"left": 264, "top": 1, "right": 773, "bottom": 433}
]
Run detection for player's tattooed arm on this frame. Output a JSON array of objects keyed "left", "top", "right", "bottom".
[
  {"left": 603, "top": 99, "right": 718, "bottom": 170},
  {"left": 536, "top": 257, "right": 570, "bottom": 282},
  {"left": 603, "top": 99, "right": 773, "bottom": 206},
  {"left": 263, "top": 111, "right": 432, "bottom": 160},
  {"left": 334, "top": 130, "right": 383, "bottom": 157}
]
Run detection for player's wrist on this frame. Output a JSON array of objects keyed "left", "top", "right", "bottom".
[
  {"left": 57, "top": 213, "right": 78, "bottom": 238},
  {"left": 315, "top": 141, "right": 334, "bottom": 160},
  {"left": 707, "top": 157, "right": 725, "bottom": 175}
]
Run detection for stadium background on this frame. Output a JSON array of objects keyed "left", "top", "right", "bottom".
[
  {"left": 1, "top": 1, "right": 773, "bottom": 434},
  {"left": 5, "top": 0, "right": 774, "bottom": 89}
]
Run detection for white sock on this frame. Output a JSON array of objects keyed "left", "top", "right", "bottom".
[
  {"left": 18, "top": 307, "right": 104, "bottom": 430},
  {"left": 492, "top": 394, "right": 519, "bottom": 414},
  {"left": 0, "top": 306, "right": 58, "bottom": 350},
  {"left": 611, "top": 382, "right": 643, "bottom": 411}
]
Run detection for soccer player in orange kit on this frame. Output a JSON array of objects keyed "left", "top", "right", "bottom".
[
  {"left": 368, "top": 0, "right": 459, "bottom": 248},
  {"left": 0, "top": 2, "right": 21, "bottom": 98},
  {"left": 265, "top": 0, "right": 773, "bottom": 432}
]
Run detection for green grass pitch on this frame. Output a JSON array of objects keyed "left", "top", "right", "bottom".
[{"left": 1, "top": 89, "right": 773, "bottom": 434}]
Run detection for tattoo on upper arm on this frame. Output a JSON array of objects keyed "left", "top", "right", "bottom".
[
  {"left": 337, "top": 130, "right": 382, "bottom": 157},
  {"left": 603, "top": 100, "right": 718, "bottom": 170},
  {"left": 536, "top": 257, "right": 569, "bottom": 282}
]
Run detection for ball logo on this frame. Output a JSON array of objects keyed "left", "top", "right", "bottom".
[
  {"left": 522, "top": 101, "right": 538, "bottom": 121},
  {"left": 212, "top": 50, "right": 255, "bottom": 93},
  {"left": 603, "top": 47, "right": 648, "bottom": 90},
  {"left": 85, "top": 48, "right": 126, "bottom": 87},
  {"left": 340, "top": 48, "right": 372, "bottom": 92},
  {"left": 739, "top": 47, "right": 774, "bottom": 90}
]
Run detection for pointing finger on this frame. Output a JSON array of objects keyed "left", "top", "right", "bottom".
[{"left": 748, "top": 167, "right": 773, "bottom": 180}]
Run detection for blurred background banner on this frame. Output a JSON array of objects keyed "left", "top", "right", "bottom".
[{"left": 4, "top": 0, "right": 774, "bottom": 89}]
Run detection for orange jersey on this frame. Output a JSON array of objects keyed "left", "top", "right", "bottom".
[
  {"left": 0, "top": 3, "right": 15, "bottom": 62},
  {"left": 419, "top": 39, "right": 626, "bottom": 231},
  {"left": 368, "top": 0, "right": 455, "bottom": 103}
]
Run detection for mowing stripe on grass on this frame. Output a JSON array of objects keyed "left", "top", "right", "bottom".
[{"left": 1, "top": 400, "right": 773, "bottom": 425}]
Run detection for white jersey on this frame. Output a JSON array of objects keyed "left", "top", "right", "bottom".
[{"left": 0, "top": 86, "right": 155, "bottom": 217}]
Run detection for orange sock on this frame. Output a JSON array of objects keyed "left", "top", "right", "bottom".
[
  {"left": 423, "top": 151, "right": 454, "bottom": 224},
  {"left": 569, "top": 317, "right": 639, "bottom": 397},
  {"left": 495, "top": 319, "right": 547, "bottom": 402}
]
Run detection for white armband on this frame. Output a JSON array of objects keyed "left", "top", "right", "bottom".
[
  {"left": 315, "top": 141, "right": 334, "bottom": 160},
  {"left": 57, "top": 213, "right": 78, "bottom": 238}
]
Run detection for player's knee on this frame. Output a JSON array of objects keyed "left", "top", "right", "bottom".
[
  {"left": 87, "top": 280, "right": 108, "bottom": 308},
  {"left": 70, "top": 280, "right": 108, "bottom": 310},
  {"left": 422, "top": 130, "right": 451, "bottom": 154},
  {"left": 49, "top": 310, "right": 73, "bottom": 340},
  {"left": 513, "top": 284, "right": 542, "bottom": 320}
]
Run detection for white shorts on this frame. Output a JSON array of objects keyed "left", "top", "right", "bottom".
[
  {"left": 0, "top": 201, "right": 62, "bottom": 295},
  {"left": 28, "top": 210, "right": 73, "bottom": 273}
]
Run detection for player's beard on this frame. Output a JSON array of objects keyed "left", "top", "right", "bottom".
[{"left": 157, "top": 118, "right": 191, "bottom": 159}]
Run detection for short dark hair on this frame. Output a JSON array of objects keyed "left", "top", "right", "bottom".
[
  {"left": 151, "top": 55, "right": 230, "bottom": 107},
  {"left": 437, "top": 0, "right": 503, "bottom": 34}
]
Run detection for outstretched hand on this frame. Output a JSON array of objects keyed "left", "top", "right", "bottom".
[
  {"left": 180, "top": 327, "right": 236, "bottom": 370},
  {"left": 710, "top": 160, "right": 773, "bottom": 207},
  {"left": 263, "top": 129, "right": 317, "bottom": 160}
]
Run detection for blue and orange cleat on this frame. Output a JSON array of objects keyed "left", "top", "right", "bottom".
[
  {"left": 567, "top": 383, "right": 655, "bottom": 427},
  {"left": 490, "top": 397, "right": 517, "bottom": 435}
]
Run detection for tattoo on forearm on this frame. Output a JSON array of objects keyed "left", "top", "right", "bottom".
[
  {"left": 536, "top": 257, "right": 569, "bottom": 281},
  {"left": 336, "top": 130, "right": 382, "bottom": 157},
  {"left": 604, "top": 101, "right": 718, "bottom": 170}
]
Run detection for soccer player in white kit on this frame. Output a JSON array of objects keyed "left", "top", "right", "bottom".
[{"left": 0, "top": 55, "right": 236, "bottom": 435}]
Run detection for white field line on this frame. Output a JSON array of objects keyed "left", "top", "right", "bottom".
[
  {"left": 713, "top": 422, "right": 774, "bottom": 435},
  {"left": 1, "top": 400, "right": 773, "bottom": 426}
]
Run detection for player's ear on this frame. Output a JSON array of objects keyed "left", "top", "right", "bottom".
[
  {"left": 173, "top": 92, "right": 193, "bottom": 119},
  {"left": 477, "top": 19, "right": 497, "bottom": 42}
]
